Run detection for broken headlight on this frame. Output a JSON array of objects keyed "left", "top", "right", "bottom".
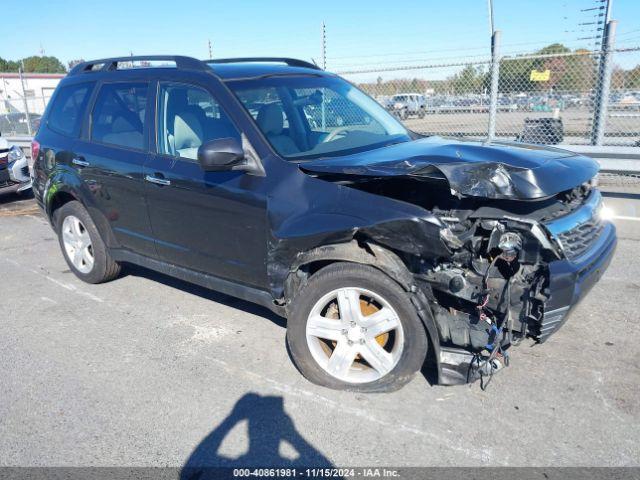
[
  {"left": 439, "top": 226, "right": 464, "bottom": 250},
  {"left": 8, "top": 145, "right": 24, "bottom": 162}
]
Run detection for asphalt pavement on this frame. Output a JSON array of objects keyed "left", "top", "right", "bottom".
[{"left": 1, "top": 191, "right": 639, "bottom": 469}]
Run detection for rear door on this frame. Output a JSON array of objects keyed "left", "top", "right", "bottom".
[
  {"left": 33, "top": 81, "right": 95, "bottom": 206},
  {"left": 143, "top": 80, "right": 268, "bottom": 287},
  {"left": 73, "top": 81, "right": 156, "bottom": 257}
]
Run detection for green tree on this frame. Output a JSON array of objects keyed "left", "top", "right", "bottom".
[
  {"left": 0, "top": 57, "right": 20, "bottom": 72},
  {"left": 450, "top": 65, "right": 484, "bottom": 94},
  {"left": 21, "top": 56, "right": 66, "bottom": 73},
  {"left": 68, "top": 59, "right": 85, "bottom": 70}
]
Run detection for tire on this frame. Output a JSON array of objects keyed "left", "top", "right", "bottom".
[
  {"left": 400, "top": 109, "right": 408, "bottom": 120},
  {"left": 54, "top": 201, "right": 121, "bottom": 284},
  {"left": 286, "top": 263, "right": 428, "bottom": 392}
]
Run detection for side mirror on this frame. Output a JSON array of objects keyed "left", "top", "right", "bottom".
[{"left": 197, "top": 137, "right": 245, "bottom": 172}]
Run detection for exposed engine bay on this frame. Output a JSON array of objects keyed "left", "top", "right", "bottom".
[{"left": 304, "top": 162, "right": 603, "bottom": 387}]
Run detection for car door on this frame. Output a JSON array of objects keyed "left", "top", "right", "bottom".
[
  {"left": 143, "top": 81, "right": 268, "bottom": 288},
  {"left": 73, "top": 81, "right": 156, "bottom": 257}
]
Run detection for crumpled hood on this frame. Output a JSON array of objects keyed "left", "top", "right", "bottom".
[{"left": 300, "top": 136, "right": 599, "bottom": 200}]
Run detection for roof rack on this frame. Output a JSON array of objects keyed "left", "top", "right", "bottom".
[
  {"left": 206, "top": 57, "right": 321, "bottom": 71},
  {"left": 68, "top": 55, "right": 210, "bottom": 76}
]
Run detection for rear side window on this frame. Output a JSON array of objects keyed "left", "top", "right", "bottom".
[
  {"left": 47, "top": 82, "right": 94, "bottom": 137},
  {"left": 91, "top": 83, "right": 148, "bottom": 150}
]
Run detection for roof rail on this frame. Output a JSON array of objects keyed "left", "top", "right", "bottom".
[
  {"left": 206, "top": 57, "right": 321, "bottom": 71},
  {"left": 68, "top": 55, "right": 210, "bottom": 76}
]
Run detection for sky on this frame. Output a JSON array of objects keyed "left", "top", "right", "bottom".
[{"left": 2, "top": 0, "right": 639, "bottom": 74}]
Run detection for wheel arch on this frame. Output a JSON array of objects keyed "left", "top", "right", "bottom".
[
  {"left": 283, "top": 240, "right": 443, "bottom": 382},
  {"left": 45, "top": 180, "right": 118, "bottom": 248}
]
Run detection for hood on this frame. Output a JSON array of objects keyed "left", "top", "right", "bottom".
[{"left": 300, "top": 136, "right": 599, "bottom": 200}]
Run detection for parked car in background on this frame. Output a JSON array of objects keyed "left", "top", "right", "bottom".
[
  {"left": 0, "top": 134, "right": 32, "bottom": 196},
  {"left": 33, "top": 56, "right": 616, "bottom": 392},
  {"left": 386, "top": 93, "right": 427, "bottom": 119}
]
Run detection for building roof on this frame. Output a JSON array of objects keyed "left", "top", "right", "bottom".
[{"left": 0, "top": 73, "right": 66, "bottom": 79}]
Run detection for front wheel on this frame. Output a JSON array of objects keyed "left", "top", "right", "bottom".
[{"left": 286, "top": 263, "right": 428, "bottom": 392}]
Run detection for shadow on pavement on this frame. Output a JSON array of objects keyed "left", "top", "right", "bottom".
[
  {"left": 124, "top": 264, "right": 286, "bottom": 328},
  {"left": 180, "top": 393, "right": 333, "bottom": 479},
  {"left": 125, "top": 265, "right": 439, "bottom": 386}
]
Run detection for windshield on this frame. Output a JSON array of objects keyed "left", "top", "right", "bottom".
[{"left": 227, "top": 75, "right": 411, "bottom": 160}]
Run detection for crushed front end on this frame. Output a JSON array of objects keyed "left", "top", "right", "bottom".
[
  {"left": 300, "top": 138, "right": 617, "bottom": 387},
  {"left": 422, "top": 182, "right": 616, "bottom": 386},
  {"left": 0, "top": 141, "right": 32, "bottom": 195}
]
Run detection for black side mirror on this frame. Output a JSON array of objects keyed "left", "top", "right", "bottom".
[{"left": 197, "top": 137, "right": 245, "bottom": 172}]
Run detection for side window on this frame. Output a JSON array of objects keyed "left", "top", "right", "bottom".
[
  {"left": 91, "top": 83, "right": 148, "bottom": 150},
  {"left": 47, "top": 82, "right": 94, "bottom": 137},
  {"left": 158, "top": 84, "right": 241, "bottom": 161}
]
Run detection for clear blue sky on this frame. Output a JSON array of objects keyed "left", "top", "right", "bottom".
[{"left": 2, "top": 0, "right": 639, "bottom": 71}]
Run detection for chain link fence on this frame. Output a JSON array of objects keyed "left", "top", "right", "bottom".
[
  {"left": 336, "top": 47, "right": 640, "bottom": 148},
  {"left": 0, "top": 93, "right": 50, "bottom": 136}
]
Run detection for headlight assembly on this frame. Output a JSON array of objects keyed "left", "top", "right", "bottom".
[{"left": 8, "top": 145, "right": 24, "bottom": 162}]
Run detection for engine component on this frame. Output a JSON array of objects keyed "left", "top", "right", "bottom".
[{"left": 498, "top": 232, "right": 522, "bottom": 262}]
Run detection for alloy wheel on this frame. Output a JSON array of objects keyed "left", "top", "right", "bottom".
[
  {"left": 305, "top": 287, "right": 405, "bottom": 384},
  {"left": 61, "top": 215, "right": 94, "bottom": 274}
]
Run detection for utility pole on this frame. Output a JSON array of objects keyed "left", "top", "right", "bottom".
[
  {"left": 487, "top": 0, "right": 495, "bottom": 35},
  {"left": 18, "top": 61, "right": 32, "bottom": 136},
  {"left": 321, "top": 22, "right": 327, "bottom": 70},
  {"left": 591, "top": 18, "right": 617, "bottom": 145},
  {"left": 208, "top": 39, "right": 213, "bottom": 60},
  {"left": 485, "top": 0, "right": 500, "bottom": 142},
  {"left": 487, "top": 30, "right": 501, "bottom": 143}
]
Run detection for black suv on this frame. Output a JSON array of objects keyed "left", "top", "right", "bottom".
[{"left": 33, "top": 56, "right": 616, "bottom": 391}]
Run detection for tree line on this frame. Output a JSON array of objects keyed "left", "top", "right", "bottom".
[
  {"left": 357, "top": 43, "right": 639, "bottom": 97},
  {"left": 0, "top": 56, "right": 67, "bottom": 73}
]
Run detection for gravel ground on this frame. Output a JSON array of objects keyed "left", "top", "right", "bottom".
[{"left": 0, "top": 191, "right": 639, "bottom": 469}]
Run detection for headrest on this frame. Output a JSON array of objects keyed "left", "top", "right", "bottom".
[
  {"left": 257, "top": 103, "right": 285, "bottom": 136},
  {"left": 173, "top": 112, "right": 203, "bottom": 151}
]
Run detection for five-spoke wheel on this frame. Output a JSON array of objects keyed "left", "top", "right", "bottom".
[
  {"left": 55, "top": 201, "right": 121, "bottom": 284},
  {"left": 306, "top": 287, "right": 404, "bottom": 384},
  {"left": 61, "top": 215, "right": 94, "bottom": 274},
  {"left": 287, "top": 263, "right": 428, "bottom": 392}
]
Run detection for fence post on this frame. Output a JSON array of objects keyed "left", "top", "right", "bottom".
[
  {"left": 591, "top": 19, "right": 617, "bottom": 146},
  {"left": 18, "top": 66, "right": 33, "bottom": 136},
  {"left": 321, "top": 21, "right": 327, "bottom": 129},
  {"left": 487, "top": 29, "right": 501, "bottom": 142}
]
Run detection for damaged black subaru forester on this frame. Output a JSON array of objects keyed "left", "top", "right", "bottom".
[{"left": 32, "top": 56, "right": 616, "bottom": 391}]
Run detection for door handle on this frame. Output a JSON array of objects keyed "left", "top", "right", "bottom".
[
  {"left": 145, "top": 174, "right": 171, "bottom": 186},
  {"left": 72, "top": 157, "right": 90, "bottom": 167}
]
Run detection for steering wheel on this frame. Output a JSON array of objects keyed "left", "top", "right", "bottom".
[{"left": 323, "top": 126, "right": 351, "bottom": 143}]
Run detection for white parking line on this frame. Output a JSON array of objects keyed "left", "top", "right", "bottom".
[
  {"left": 1, "top": 257, "right": 104, "bottom": 303},
  {"left": 613, "top": 215, "right": 640, "bottom": 222}
]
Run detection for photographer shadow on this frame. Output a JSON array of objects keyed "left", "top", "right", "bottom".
[{"left": 180, "top": 393, "right": 333, "bottom": 479}]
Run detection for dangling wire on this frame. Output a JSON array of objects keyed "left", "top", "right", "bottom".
[{"left": 470, "top": 259, "right": 516, "bottom": 390}]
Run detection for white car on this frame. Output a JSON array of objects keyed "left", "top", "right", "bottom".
[
  {"left": 386, "top": 93, "right": 427, "bottom": 119},
  {"left": 0, "top": 136, "right": 31, "bottom": 195}
]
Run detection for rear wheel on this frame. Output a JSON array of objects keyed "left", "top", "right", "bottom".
[
  {"left": 55, "top": 201, "right": 121, "bottom": 284},
  {"left": 287, "top": 263, "right": 428, "bottom": 392}
]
